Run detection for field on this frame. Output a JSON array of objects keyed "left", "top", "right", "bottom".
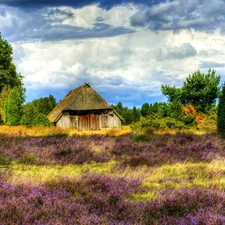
[{"left": 1, "top": 126, "right": 225, "bottom": 224}]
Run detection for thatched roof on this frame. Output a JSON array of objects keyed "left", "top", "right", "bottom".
[{"left": 48, "top": 83, "right": 114, "bottom": 122}]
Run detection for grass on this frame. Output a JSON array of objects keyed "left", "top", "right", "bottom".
[
  {"left": 9, "top": 158, "right": 225, "bottom": 202},
  {"left": 0, "top": 125, "right": 132, "bottom": 136},
  {"left": 10, "top": 160, "right": 116, "bottom": 184}
]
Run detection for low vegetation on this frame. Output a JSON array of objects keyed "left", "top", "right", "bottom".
[{"left": 1, "top": 129, "right": 225, "bottom": 224}]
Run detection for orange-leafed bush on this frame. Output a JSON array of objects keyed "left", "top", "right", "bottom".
[{"left": 183, "top": 105, "right": 196, "bottom": 115}]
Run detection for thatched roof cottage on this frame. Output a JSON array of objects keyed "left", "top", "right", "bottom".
[{"left": 48, "top": 83, "right": 123, "bottom": 130}]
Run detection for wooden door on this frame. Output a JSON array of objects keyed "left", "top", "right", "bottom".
[
  {"left": 89, "top": 114, "right": 100, "bottom": 130},
  {"left": 79, "top": 115, "right": 89, "bottom": 130}
]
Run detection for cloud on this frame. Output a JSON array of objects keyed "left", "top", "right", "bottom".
[
  {"left": 23, "top": 23, "right": 134, "bottom": 42},
  {"left": 0, "top": 5, "right": 135, "bottom": 42},
  {"left": 200, "top": 61, "right": 225, "bottom": 69},
  {"left": 131, "top": 0, "right": 225, "bottom": 32},
  {"left": 154, "top": 43, "right": 197, "bottom": 60},
  {"left": 2, "top": 3, "right": 225, "bottom": 107},
  {"left": 0, "top": 0, "right": 162, "bottom": 10}
]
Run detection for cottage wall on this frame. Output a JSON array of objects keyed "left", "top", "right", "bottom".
[
  {"left": 102, "top": 113, "right": 121, "bottom": 129},
  {"left": 56, "top": 111, "right": 121, "bottom": 130},
  {"left": 56, "top": 113, "right": 78, "bottom": 129}
]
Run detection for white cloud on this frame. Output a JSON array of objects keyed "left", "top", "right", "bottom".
[{"left": 2, "top": 3, "right": 223, "bottom": 106}]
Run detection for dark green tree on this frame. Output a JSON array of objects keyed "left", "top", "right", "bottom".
[
  {"left": 123, "top": 107, "right": 133, "bottom": 124},
  {"left": 4, "top": 88, "right": 24, "bottom": 125},
  {"left": 30, "top": 95, "right": 56, "bottom": 115},
  {"left": 32, "top": 113, "right": 51, "bottom": 127},
  {"left": 182, "top": 69, "right": 220, "bottom": 112},
  {"left": 161, "top": 69, "right": 220, "bottom": 113},
  {"left": 20, "top": 103, "right": 38, "bottom": 127},
  {"left": 132, "top": 106, "right": 140, "bottom": 122},
  {"left": 0, "top": 33, "right": 24, "bottom": 121},
  {"left": 141, "top": 103, "right": 149, "bottom": 117},
  {"left": 161, "top": 85, "right": 181, "bottom": 102},
  {"left": 217, "top": 83, "right": 225, "bottom": 137},
  {"left": 113, "top": 102, "right": 123, "bottom": 115},
  {"left": 20, "top": 95, "right": 55, "bottom": 127},
  {"left": 0, "top": 33, "right": 23, "bottom": 92},
  {"left": 169, "top": 99, "right": 183, "bottom": 119}
]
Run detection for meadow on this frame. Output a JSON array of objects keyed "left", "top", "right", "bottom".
[{"left": 1, "top": 126, "right": 225, "bottom": 224}]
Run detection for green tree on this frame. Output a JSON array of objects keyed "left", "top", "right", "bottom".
[
  {"left": 0, "top": 87, "right": 10, "bottom": 123},
  {"left": 217, "top": 83, "right": 225, "bottom": 137},
  {"left": 182, "top": 69, "right": 220, "bottom": 112},
  {"left": 161, "top": 85, "right": 181, "bottom": 102},
  {"left": 0, "top": 33, "right": 24, "bottom": 121},
  {"left": 20, "top": 103, "right": 38, "bottom": 127},
  {"left": 169, "top": 99, "right": 183, "bottom": 119},
  {"left": 0, "top": 33, "right": 23, "bottom": 92},
  {"left": 4, "top": 88, "right": 24, "bottom": 125},
  {"left": 161, "top": 69, "right": 220, "bottom": 113},
  {"left": 21, "top": 95, "right": 55, "bottom": 127},
  {"left": 31, "top": 95, "right": 56, "bottom": 115},
  {"left": 141, "top": 103, "right": 149, "bottom": 117},
  {"left": 132, "top": 106, "right": 140, "bottom": 122},
  {"left": 32, "top": 113, "right": 51, "bottom": 127}
]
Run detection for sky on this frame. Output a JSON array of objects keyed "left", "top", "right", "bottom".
[{"left": 1, "top": 0, "right": 225, "bottom": 108}]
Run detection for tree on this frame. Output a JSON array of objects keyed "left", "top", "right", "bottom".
[
  {"left": 20, "top": 103, "right": 38, "bottom": 127},
  {"left": 4, "top": 88, "right": 24, "bottom": 125},
  {"left": 20, "top": 95, "right": 55, "bottom": 127},
  {"left": 0, "top": 87, "right": 10, "bottom": 123},
  {"left": 217, "top": 83, "right": 225, "bottom": 137},
  {"left": 132, "top": 106, "right": 140, "bottom": 122},
  {"left": 0, "top": 33, "right": 23, "bottom": 92},
  {"left": 30, "top": 95, "right": 56, "bottom": 115},
  {"left": 161, "top": 85, "right": 181, "bottom": 102},
  {"left": 182, "top": 69, "right": 220, "bottom": 112},
  {"left": 161, "top": 69, "right": 220, "bottom": 113},
  {"left": 0, "top": 33, "right": 24, "bottom": 121},
  {"left": 141, "top": 103, "right": 149, "bottom": 117}
]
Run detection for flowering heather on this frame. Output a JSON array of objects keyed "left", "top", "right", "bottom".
[
  {"left": 0, "top": 174, "right": 144, "bottom": 224},
  {"left": 2, "top": 173, "right": 225, "bottom": 224},
  {"left": 1, "top": 132, "right": 225, "bottom": 167}
]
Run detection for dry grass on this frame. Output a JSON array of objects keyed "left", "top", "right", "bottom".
[
  {"left": 0, "top": 125, "right": 132, "bottom": 137},
  {"left": 9, "top": 159, "right": 225, "bottom": 201}
]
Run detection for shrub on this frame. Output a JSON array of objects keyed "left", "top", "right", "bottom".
[{"left": 217, "top": 83, "right": 225, "bottom": 137}]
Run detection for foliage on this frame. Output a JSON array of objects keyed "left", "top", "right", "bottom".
[
  {"left": 132, "top": 106, "right": 140, "bottom": 122},
  {"left": 141, "top": 102, "right": 150, "bottom": 117},
  {"left": 113, "top": 102, "right": 141, "bottom": 124},
  {"left": 4, "top": 88, "right": 24, "bottom": 125},
  {"left": 217, "top": 83, "right": 225, "bottom": 137},
  {"left": 161, "top": 85, "right": 181, "bottom": 102},
  {"left": 0, "top": 87, "right": 10, "bottom": 123},
  {"left": 0, "top": 33, "right": 23, "bottom": 91},
  {"left": 32, "top": 113, "right": 51, "bottom": 127},
  {"left": 0, "top": 33, "right": 24, "bottom": 121},
  {"left": 30, "top": 95, "right": 56, "bottom": 115},
  {"left": 161, "top": 69, "right": 220, "bottom": 113},
  {"left": 21, "top": 95, "right": 56, "bottom": 127}
]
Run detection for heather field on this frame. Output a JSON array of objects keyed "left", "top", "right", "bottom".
[{"left": 1, "top": 127, "right": 225, "bottom": 224}]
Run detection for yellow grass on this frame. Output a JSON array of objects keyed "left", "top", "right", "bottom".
[
  {"left": 10, "top": 161, "right": 116, "bottom": 185},
  {"left": 9, "top": 159, "right": 225, "bottom": 201},
  {"left": 0, "top": 125, "right": 132, "bottom": 137}
]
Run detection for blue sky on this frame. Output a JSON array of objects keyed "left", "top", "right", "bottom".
[{"left": 1, "top": 0, "right": 225, "bottom": 107}]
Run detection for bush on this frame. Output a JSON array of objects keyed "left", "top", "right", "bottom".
[
  {"left": 32, "top": 113, "right": 51, "bottom": 127},
  {"left": 217, "top": 83, "right": 225, "bottom": 137}
]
